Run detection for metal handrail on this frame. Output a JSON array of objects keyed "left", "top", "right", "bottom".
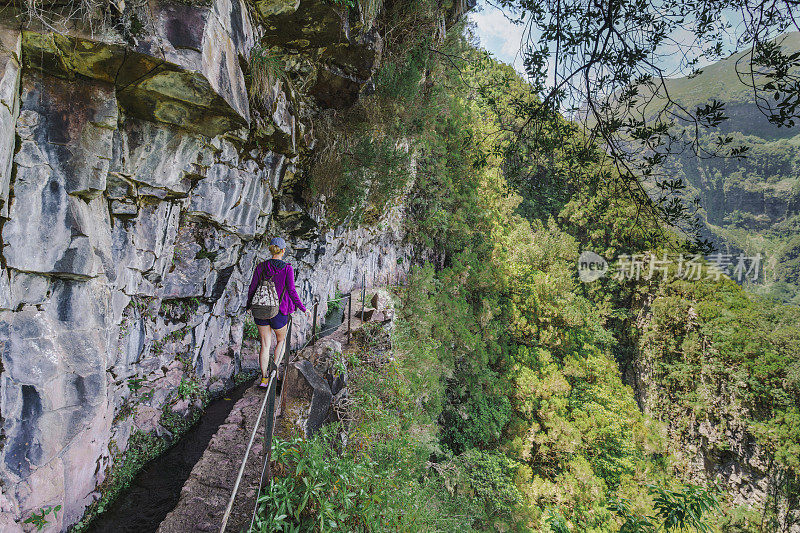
[
  {"left": 219, "top": 313, "right": 295, "bottom": 533},
  {"left": 307, "top": 322, "right": 344, "bottom": 342},
  {"left": 324, "top": 294, "right": 352, "bottom": 303},
  {"left": 247, "top": 315, "right": 294, "bottom": 532},
  {"left": 219, "top": 368, "right": 276, "bottom": 532}
]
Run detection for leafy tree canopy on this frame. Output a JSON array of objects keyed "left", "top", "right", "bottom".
[{"left": 480, "top": 0, "right": 800, "bottom": 249}]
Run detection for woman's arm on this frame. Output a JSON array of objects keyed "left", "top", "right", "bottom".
[
  {"left": 286, "top": 266, "right": 307, "bottom": 313},
  {"left": 246, "top": 263, "right": 261, "bottom": 309}
]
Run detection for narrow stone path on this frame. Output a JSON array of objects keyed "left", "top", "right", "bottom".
[{"left": 156, "top": 385, "right": 266, "bottom": 533}]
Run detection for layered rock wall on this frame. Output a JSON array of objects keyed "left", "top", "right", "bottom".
[{"left": 0, "top": 0, "right": 411, "bottom": 530}]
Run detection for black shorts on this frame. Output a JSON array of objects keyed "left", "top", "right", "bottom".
[{"left": 253, "top": 312, "right": 288, "bottom": 329}]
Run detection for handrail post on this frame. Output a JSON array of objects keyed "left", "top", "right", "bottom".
[
  {"left": 361, "top": 273, "right": 366, "bottom": 323},
  {"left": 286, "top": 314, "right": 292, "bottom": 363},
  {"left": 310, "top": 300, "right": 318, "bottom": 346},
  {"left": 347, "top": 293, "right": 352, "bottom": 345},
  {"left": 263, "top": 371, "right": 276, "bottom": 475},
  {"left": 279, "top": 315, "right": 292, "bottom": 418},
  {"left": 283, "top": 314, "right": 292, "bottom": 380}
]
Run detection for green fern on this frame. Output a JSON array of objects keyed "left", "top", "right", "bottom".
[{"left": 23, "top": 505, "right": 61, "bottom": 531}]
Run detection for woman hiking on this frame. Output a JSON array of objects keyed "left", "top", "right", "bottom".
[{"left": 246, "top": 237, "right": 310, "bottom": 388}]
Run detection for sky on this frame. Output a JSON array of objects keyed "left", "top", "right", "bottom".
[
  {"left": 468, "top": 2, "right": 528, "bottom": 75},
  {"left": 467, "top": 1, "right": 748, "bottom": 83}
]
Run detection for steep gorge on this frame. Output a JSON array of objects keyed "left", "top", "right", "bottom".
[{"left": 2, "top": 1, "right": 797, "bottom": 531}]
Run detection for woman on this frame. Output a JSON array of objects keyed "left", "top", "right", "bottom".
[{"left": 246, "top": 237, "right": 310, "bottom": 388}]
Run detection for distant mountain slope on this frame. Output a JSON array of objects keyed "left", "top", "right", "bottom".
[
  {"left": 662, "top": 32, "right": 800, "bottom": 140},
  {"left": 657, "top": 33, "right": 800, "bottom": 303}
]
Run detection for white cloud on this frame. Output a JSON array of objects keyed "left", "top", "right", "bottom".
[{"left": 469, "top": 3, "right": 527, "bottom": 74}]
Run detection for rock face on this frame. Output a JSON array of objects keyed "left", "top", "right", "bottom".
[
  {"left": 634, "top": 304, "right": 800, "bottom": 530},
  {"left": 291, "top": 359, "right": 333, "bottom": 436},
  {"left": 254, "top": 0, "right": 383, "bottom": 108},
  {"left": 0, "top": 0, "right": 409, "bottom": 529}
]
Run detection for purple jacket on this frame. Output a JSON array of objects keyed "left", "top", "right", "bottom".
[{"left": 246, "top": 259, "right": 307, "bottom": 315}]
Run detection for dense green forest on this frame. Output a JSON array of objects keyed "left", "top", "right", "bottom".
[{"left": 253, "top": 2, "right": 800, "bottom": 531}]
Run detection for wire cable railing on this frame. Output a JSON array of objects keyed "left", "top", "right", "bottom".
[
  {"left": 218, "top": 365, "right": 276, "bottom": 532},
  {"left": 219, "top": 270, "right": 407, "bottom": 532},
  {"left": 219, "top": 311, "right": 297, "bottom": 533}
]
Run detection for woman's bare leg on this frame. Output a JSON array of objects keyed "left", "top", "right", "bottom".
[
  {"left": 257, "top": 324, "right": 273, "bottom": 378},
  {"left": 273, "top": 324, "right": 288, "bottom": 372}
]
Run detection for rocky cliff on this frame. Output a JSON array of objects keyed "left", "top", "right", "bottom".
[
  {"left": 0, "top": 0, "right": 424, "bottom": 529},
  {"left": 633, "top": 292, "right": 800, "bottom": 530}
]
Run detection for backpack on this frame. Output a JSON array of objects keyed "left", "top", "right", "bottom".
[{"left": 251, "top": 265, "right": 288, "bottom": 320}]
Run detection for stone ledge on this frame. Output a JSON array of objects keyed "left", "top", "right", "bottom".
[
  {"left": 252, "top": 0, "right": 382, "bottom": 109},
  {"left": 22, "top": 31, "right": 249, "bottom": 137}
]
